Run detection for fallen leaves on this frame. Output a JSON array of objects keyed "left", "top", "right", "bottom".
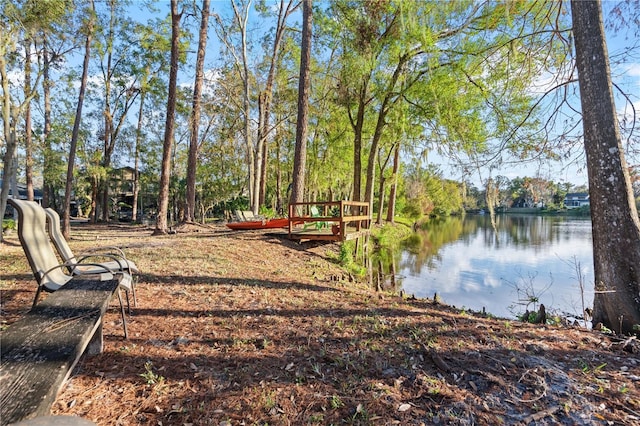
[{"left": 1, "top": 225, "right": 638, "bottom": 425}]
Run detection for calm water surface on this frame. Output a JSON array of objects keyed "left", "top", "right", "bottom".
[{"left": 396, "top": 214, "right": 594, "bottom": 320}]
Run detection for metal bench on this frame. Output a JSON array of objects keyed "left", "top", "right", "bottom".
[{"left": 0, "top": 276, "right": 121, "bottom": 425}]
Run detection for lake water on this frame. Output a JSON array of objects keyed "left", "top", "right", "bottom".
[{"left": 393, "top": 214, "right": 594, "bottom": 320}]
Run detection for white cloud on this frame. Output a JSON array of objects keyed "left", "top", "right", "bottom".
[
  {"left": 7, "top": 70, "right": 24, "bottom": 90},
  {"left": 622, "top": 63, "right": 640, "bottom": 78},
  {"left": 399, "top": 223, "right": 594, "bottom": 318}
]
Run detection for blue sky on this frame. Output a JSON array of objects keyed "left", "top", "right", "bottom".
[{"left": 125, "top": 1, "right": 640, "bottom": 188}]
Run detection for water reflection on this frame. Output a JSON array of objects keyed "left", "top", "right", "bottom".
[{"left": 384, "top": 215, "right": 594, "bottom": 319}]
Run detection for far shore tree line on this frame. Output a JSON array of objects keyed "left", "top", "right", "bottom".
[{"left": 1, "top": 1, "right": 639, "bottom": 334}]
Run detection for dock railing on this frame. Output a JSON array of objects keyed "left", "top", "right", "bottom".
[{"left": 288, "top": 200, "right": 370, "bottom": 241}]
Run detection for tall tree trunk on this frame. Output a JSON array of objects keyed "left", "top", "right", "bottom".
[
  {"left": 351, "top": 84, "right": 367, "bottom": 202},
  {"left": 0, "top": 107, "right": 19, "bottom": 241},
  {"left": 256, "top": 0, "right": 298, "bottom": 210},
  {"left": 0, "top": 40, "right": 16, "bottom": 235},
  {"left": 289, "top": 0, "right": 312, "bottom": 205},
  {"left": 100, "top": 6, "right": 116, "bottom": 223},
  {"left": 386, "top": 143, "right": 399, "bottom": 223},
  {"left": 0, "top": 31, "right": 42, "bottom": 230},
  {"left": 89, "top": 178, "right": 98, "bottom": 222},
  {"left": 132, "top": 90, "right": 145, "bottom": 223},
  {"left": 376, "top": 175, "right": 385, "bottom": 225},
  {"left": 485, "top": 178, "right": 498, "bottom": 230},
  {"left": 185, "top": 0, "right": 210, "bottom": 222},
  {"left": 254, "top": 93, "right": 265, "bottom": 213},
  {"left": 42, "top": 39, "right": 53, "bottom": 208},
  {"left": 363, "top": 54, "right": 408, "bottom": 214},
  {"left": 155, "top": 0, "right": 181, "bottom": 235},
  {"left": 571, "top": 0, "right": 640, "bottom": 335},
  {"left": 231, "top": 0, "right": 255, "bottom": 210},
  {"left": 259, "top": 130, "right": 268, "bottom": 207},
  {"left": 275, "top": 124, "right": 283, "bottom": 214},
  {"left": 24, "top": 40, "right": 34, "bottom": 201},
  {"left": 63, "top": 0, "right": 94, "bottom": 238},
  {"left": 375, "top": 144, "right": 395, "bottom": 225}
]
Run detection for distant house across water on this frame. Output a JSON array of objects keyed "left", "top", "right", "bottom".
[{"left": 564, "top": 192, "right": 590, "bottom": 209}]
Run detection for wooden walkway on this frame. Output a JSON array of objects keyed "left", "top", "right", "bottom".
[
  {"left": 287, "top": 201, "right": 370, "bottom": 242},
  {"left": 0, "top": 276, "right": 121, "bottom": 424}
]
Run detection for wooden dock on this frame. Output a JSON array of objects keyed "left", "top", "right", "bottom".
[{"left": 287, "top": 201, "right": 371, "bottom": 242}]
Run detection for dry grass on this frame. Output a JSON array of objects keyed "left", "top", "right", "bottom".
[{"left": 1, "top": 222, "right": 639, "bottom": 425}]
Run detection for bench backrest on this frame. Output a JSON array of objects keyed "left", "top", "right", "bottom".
[
  {"left": 44, "top": 208, "right": 78, "bottom": 264},
  {"left": 8, "top": 199, "right": 70, "bottom": 291}
]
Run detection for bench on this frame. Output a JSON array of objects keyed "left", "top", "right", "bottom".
[{"left": 0, "top": 276, "right": 121, "bottom": 425}]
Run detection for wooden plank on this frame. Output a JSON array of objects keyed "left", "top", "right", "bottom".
[
  {"left": 287, "top": 226, "right": 369, "bottom": 242},
  {"left": 0, "top": 277, "right": 120, "bottom": 425}
]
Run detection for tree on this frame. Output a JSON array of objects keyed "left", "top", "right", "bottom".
[
  {"left": 571, "top": 0, "right": 640, "bottom": 335},
  {"left": 0, "top": 1, "right": 45, "bottom": 239},
  {"left": 185, "top": 0, "right": 210, "bottom": 222},
  {"left": 325, "top": 1, "right": 547, "bottom": 214},
  {"left": 289, "top": 0, "right": 311, "bottom": 205},
  {"left": 385, "top": 143, "right": 400, "bottom": 223},
  {"left": 213, "top": 0, "right": 255, "bottom": 210},
  {"left": 23, "top": 40, "right": 34, "bottom": 201},
  {"left": 154, "top": 0, "right": 181, "bottom": 235},
  {"left": 62, "top": 0, "right": 95, "bottom": 238},
  {"left": 129, "top": 18, "right": 172, "bottom": 223},
  {"left": 91, "top": 1, "right": 147, "bottom": 221},
  {"left": 33, "top": 1, "right": 76, "bottom": 209},
  {"left": 0, "top": 24, "right": 15, "bottom": 234},
  {"left": 254, "top": 0, "right": 299, "bottom": 211}
]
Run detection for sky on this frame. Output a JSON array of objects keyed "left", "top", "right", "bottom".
[
  {"left": 120, "top": 1, "right": 640, "bottom": 188},
  {"left": 434, "top": 18, "right": 640, "bottom": 188}
]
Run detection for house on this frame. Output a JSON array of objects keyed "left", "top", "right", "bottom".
[
  {"left": 1, "top": 179, "right": 44, "bottom": 217},
  {"left": 0, "top": 180, "right": 43, "bottom": 202},
  {"left": 111, "top": 167, "right": 136, "bottom": 221},
  {"left": 564, "top": 192, "right": 590, "bottom": 209}
]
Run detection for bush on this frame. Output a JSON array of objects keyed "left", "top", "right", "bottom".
[
  {"left": 259, "top": 206, "right": 276, "bottom": 219},
  {"left": 2, "top": 219, "right": 16, "bottom": 233}
]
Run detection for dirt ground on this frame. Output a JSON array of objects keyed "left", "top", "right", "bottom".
[{"left": 1, "top": 222, "right": 639, "bottom": 425}]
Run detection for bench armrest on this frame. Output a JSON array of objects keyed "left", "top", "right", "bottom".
[
  {"left": 74, "top": 252, "right": 132, "bottom": 274},
  {"left": 39, "top": 263, "right": 114, "bottom": 287},
  {"left": 82, "top": 246, "right": 128, "bottom": 259}
]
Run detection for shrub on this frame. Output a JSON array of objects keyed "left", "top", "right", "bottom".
[{"left": 2, "top": 219, "right": 16, "bottom": 232}]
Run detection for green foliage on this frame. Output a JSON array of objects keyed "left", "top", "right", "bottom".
[
  {"left": 371, "top": 222, "right": 412, "bottom": 249},
  {"left": 401, "top": 198, "right": 424, "bottom": 220},
  {"left": 402, "top": 166, "right": 464, "bottom": 219},
  {"left": 335, "top": 241, "right": 366, "bottom": 278},
  {"left": 2, "top": 219, "right": 16, "bottom": 231},
  {"left": 140, "top": 361, "right": 164, "bottom": 385},
  {"left": 330, "top": 394, "right": 344, "bottom": 409},
  {"left": 217, "top": 196, "right": 250, "bottom": 217},
  {"left": 258, "top": 206, "right": 275, "bottom": 219},
  {"left": 338, "top": 242, "right": 354, "bottom": 267},
  {"left": 0, "top": 0, "right": 595, "bottom": 243},
  {"left": 568, "top": 205, "right": 591, "bottom": 216}
]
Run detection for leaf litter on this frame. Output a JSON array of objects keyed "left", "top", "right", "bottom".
[{"left": 1, "top": 222, "right": 639, "bottom": 425}]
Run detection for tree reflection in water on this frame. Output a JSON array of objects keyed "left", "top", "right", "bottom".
[{"left": 371, "top": 214, "right": 594, "bottom": 320}]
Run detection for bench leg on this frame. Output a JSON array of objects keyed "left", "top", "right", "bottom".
[
  {"left": 132, "top": 275, "right": 138, "bottom": 307},
  {"left": 116, "top": 289, "right": 129, "bottom": 339},
  {"left": 87, "top": 322, "right": 104, "bottom": 355},
  {"left": 32, "top": 284, "right": 44, "bottom": 309},
  {"left": 125, "top": 288, "right": 131, "bottom": 315}
]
